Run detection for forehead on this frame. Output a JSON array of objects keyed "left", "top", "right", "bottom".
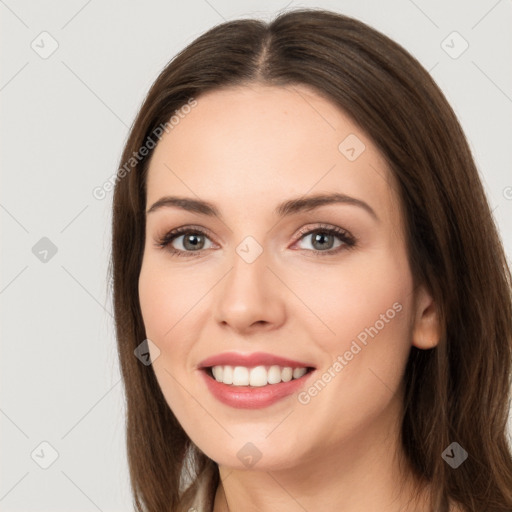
[{"left": 145, "top": 84, "right": 399, "bottom": 226}]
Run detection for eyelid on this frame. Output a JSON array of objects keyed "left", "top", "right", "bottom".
[{"left": 293, "top": 223, "right": 352, "bottom": 242}]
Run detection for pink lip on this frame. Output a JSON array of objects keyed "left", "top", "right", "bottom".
[
  {"left": 199, "top": 368, "right": 316, "bottom": 409},
  {"left": 198, "top": 351, "right": 315, "bottom": 369}
]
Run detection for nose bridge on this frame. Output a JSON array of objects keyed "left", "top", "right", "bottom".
[
  {"left": 213, "top": 234, "right": 285, "bottom": 330},
  {"left": 223, "top": 236, "right": 270, "bottom": 304}
]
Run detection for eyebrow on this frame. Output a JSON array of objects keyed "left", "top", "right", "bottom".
[{"left": 146, "top": 192, "right": 378, "bottom": 221}]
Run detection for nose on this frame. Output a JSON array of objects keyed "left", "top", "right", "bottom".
[{"left": 212, "top": 244, "right": 286, "bottom": 334}]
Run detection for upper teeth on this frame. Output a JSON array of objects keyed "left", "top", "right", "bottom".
[{"left": 211, "top": 365, "right": 308, "bottom": 387}]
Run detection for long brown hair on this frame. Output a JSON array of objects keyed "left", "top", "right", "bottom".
[{"left": 110, "top": 8, "right": 512, "bottom": 511}]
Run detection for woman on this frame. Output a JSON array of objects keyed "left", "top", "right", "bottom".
[{"left": 110, "top": 8, "right": 512, "bottom": 512}]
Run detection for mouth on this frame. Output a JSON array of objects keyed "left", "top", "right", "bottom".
[
  {"left": 197, "top": 351, "right": 317, "bottom": 408},
  {"left": 199, "top": 363, "right": 317, "bottom": 409}
]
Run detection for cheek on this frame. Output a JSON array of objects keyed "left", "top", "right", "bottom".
[
  {"left": 291, "top": 253, "right": 415, "bottom": 424},
  {"left": 139, "top": 264, "right": 168, "bottom": 343},
  {"left": 138, "top": 258, "right": 203, "bottom": 418},
  {"left": 138, "top": 257, "right": 198, "bottom": 343},
  {"left": 286, "top": 257, "right": 414, "bottom": 444},
  {"left": 137, "top": 258, "right": 197, "bottom": 396},
  {"left": 290, "top": 250, "right": 413, "bottom": 353}
]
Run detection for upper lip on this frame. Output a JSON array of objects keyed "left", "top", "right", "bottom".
[{"left": 198, "top": 351, "right": 315, "bottom": 369}]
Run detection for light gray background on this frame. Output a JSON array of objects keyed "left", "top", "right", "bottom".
[{"left": 1, "top": 1, "right": 511, "bottom": 510}]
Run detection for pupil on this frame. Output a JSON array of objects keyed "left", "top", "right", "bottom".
[
  {"left": 313, "top": 232, "right": 333, "bottom": 250},
  {"left": 184, "top": 234, "right": 203, "bottom": 250}
]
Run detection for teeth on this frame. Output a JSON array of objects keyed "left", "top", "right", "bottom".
[
  {"left": 249, "top": 366, "right": 267, "bottom": 387},
  {"left": 210, "top": 365, "right": 309, "bottom": 386},
  {"left": 281, "top": 367, "right": 293, "bottom": 382},
  {"left": 293, "top": 367, "right": 307, "bottom": 379},
  {"left": 232, "top": 366, "right": 249, "bottom": 386},
  {"left": 212, "top": 365, "right": 223, "bottom": 381},
  {"left": 223, "top": 365, "right": 233, "bottom": 385},
  {"left": 267, "top": 365, "right": 282, "bottom": 384}
]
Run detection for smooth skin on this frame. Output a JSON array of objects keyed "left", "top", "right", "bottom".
[{"left": 138, "top": 83, "right": 445, "bottom": 511}]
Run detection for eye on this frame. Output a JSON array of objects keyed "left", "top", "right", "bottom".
[
  {"left": 155, "top": 226, "right": 215, "bottom": 257},
  {"left": 155, "top": 223, "right": 356, "bottom": 258},
  {"left": 293, "top": 224, "right": 356, "bottom": 256}
]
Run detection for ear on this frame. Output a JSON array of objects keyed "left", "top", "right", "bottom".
[{"left": 411, "top": 284, "right": 440, "bottom": 350}]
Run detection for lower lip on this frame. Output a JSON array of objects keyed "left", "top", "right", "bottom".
[{"left": 200, "top": 369, "right": 315, "bottom": 409}]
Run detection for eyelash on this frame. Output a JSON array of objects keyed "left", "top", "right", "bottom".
[{"left": 154, "top": 224, "right": 356, "bottom": 259}]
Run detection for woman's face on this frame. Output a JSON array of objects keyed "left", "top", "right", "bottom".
[{"left": 138, "top": 84, "right": 436, "bottom": 470}]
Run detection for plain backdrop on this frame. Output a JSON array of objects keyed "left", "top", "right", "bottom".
[{"left": 1, "top": 1, "right": 511, "bottom": 510}]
